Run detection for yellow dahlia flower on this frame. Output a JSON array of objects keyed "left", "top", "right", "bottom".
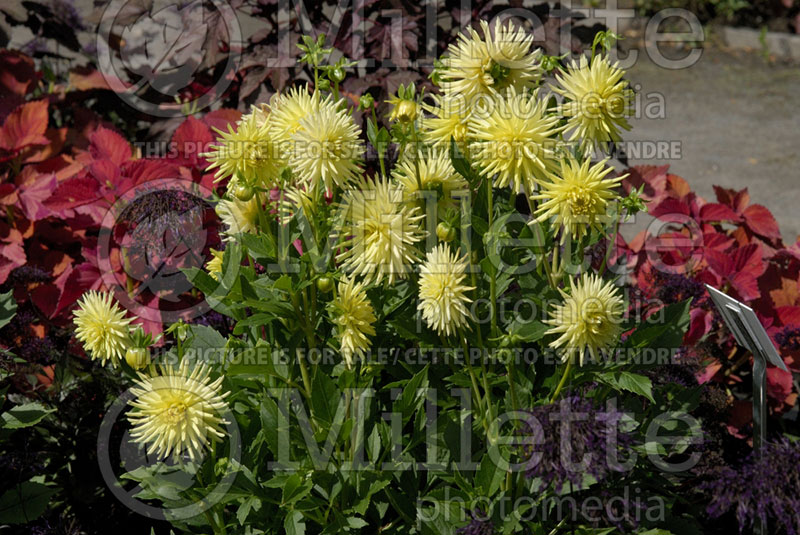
[
  {"left": 422, "top": 93, "right": 471, "bottom": 150},
  {"left": 532, "top": 157, "right": 624, "bottom": 243},
  {"left": 328, "top": 277, "right": 377, "bottom": 367},
  {"left": 289, "top": 105, "right": 364, "bottom": 194},
  {"left": 391, "top": 150, "right": 468, "bottom": 213},
  {"left": 128, "top": 359, "right": 229, "bottom": 462},
  {"left": 73, "top": 290, "right": 132, "bottom": 366},
  {"left": 268, "top": 85, "right": 337, "bottom": 146},
  {"left": 418, "top": 244, "right": 474, "bottom": 336},
  {"left": 204, "top": 113, "right": 284, "bottom": 187},
  {"left": 468, "top": 87, "right": 562, "bottom": 192},
  {"left": 215, "top": 197, "right": 261, "bottom": 240},
  {"left": 386, "top": 94, "right": 421, "bottom": 124},
  {"left": 205, "top": 249, "right": 224, "bottom": 281},
  {"left": 277, "top": 185, "right": 316, "bottom": 222},
  {"left": 337, "top": 178, "right": 426, "bottom": 285},
  {"left": 552, "top": 55, "right": 634, "bottom": 150},
  {"left": 247, "top": 102, "right": 270, "bottom": 128},
  {"left": 440, "top": 19, "right": 542, "bottom": 100},
  {"left": 545, "top": 273, "right": 625, "bottom": 365}
]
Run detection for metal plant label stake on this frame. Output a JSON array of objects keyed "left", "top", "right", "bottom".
[{"left": 705, "top": 285, "right": 789, "bottom": 535}]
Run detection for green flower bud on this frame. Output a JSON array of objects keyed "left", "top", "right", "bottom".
[
  {"left": 358, "top": 93, "right": 374, "bottom": 111},
  {"left": 330, "top": 67, "right": 345, "bottom": 83},
  {"left": 436, "top": 222, "right": 456, "bottom": 242},
  {"left": 125, "top": 347, "right": 150, "bottom": 370},
  {"left": 316, "top": 276, "right": 334, "bottom": 293},
  {"left": 231, "top": 182, "right": 254, "bottom": 202}
]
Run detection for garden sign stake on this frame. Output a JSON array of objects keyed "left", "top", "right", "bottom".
[{"left": 705, "top": 285, "right": 789, "bottom": 535}]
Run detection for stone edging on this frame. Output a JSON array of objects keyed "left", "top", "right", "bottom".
[{"left": 575, "top": 9, "right": 800, "bottom": 61}]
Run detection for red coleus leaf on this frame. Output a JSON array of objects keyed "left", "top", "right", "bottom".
[
  {"left": 88, "top": 126, "right": 132, "bottom": 166},
  {"left": 742, "top": 204, "right": 782, "bottom": 241},
  {"left": 0, "top": 225, "right": 26, "bottom": 284},
  {"left": 777, "top": 306, "right": 800, "bottom": 328},
  {"left": 0, "top": 49, "right": 38, "bottom": 97},
  {"left": 45, "top": 175, "right": 102, "bottom": 212},
  {"left": 17, "top": 169, "right": 57, "bottom": 221},
  {"left": 649, "top": 197, "right": 691, "bottom": 219},
  {"left": 171, "top": 116, "right": 214, "bottom": 168},
  {"left": 766, "top": 367, "right": 793, "bottom": 405},
  {"left": 769, "top": 277, "right": 799, "bottom": 308},
  {"left": 202, "top": 108, "right": 242, "bottom": 133},
  {"left": 705, "top": 243, "right": 766, "bottom": 301},
  {"left": 685, "top": 308, "right": 712, "bottom": 345},
  {"left": 703, "top": 230, "right": 735, "bottom": 252},
  {"left": 122, "top": 158, "right": 179, "bottom": 186},
  {"left": 0, "top": 100, "right": 49, "bottom": 153},
  {"left": 41, "top": 261, "right": 102, "bottom": 319},
  {"left": 665, "top": 174, "right": 692, "bottom": 199},
  {"left": 622, "top": 165, "right": 669, "bottom": 201},
  {"left": 698, "top": 203, "right": 742, "bottom": 223},
  {"left": 714, "top": 185, "right": 750, "bottom": 214}
]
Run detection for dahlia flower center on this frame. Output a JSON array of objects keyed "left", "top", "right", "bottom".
[
  {"left": 488, "top": 60, "right": 511, "bottom": 85},
  {"left": 567, "top": 187, "right": 597, "bottom": 216},
  {"left": 453, "top": 123, "right": 468, "bottom": 142},
  {"left": 582, "top": 301, "right": 606, "bottom": 334},
  {"left": 164, "top": 401, "right": 189, "bottom": 424}
]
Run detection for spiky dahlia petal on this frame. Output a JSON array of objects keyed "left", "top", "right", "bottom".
[
  {"left": 328, "top": 277, "right": 377, "bottom": 367},
  {"left": 205, "top": 249, "right": 224, "bottom": 281},
  {"left": 215, "top": 197, "right": 261, "bottom": 240},
  {"left": 440, "top": 19, "right": 542, "bottom": 100},
  {"left": 418, "top": 244, "right": 474, "bottom": 337},
  {"left": 289, "top": 105, "right": 364, "bottom": 194},
  {"left": 268, "top": 85, "right": 337, "bottom": 146},
  {"left": 128, "top": 359, "right": 229, "bottom": 462},
  {"left": 391, "top": 150, "right": 468, "bottom": 213},
  {"left": 422, "top": 93, "right": 472, "bottom": 149},
  {"left": 532, "top": 157, "right": 625, "bottom": 242},
  {"left": 468, "top": 87, "right": 563, "bottom": 192},
  {"left": 545, "top": 273, "right": 625, "bottom": 365},
  {"left": 337, "top": 178, "right": 426, "bottom": 285},
  {"left": 73, "top": 290, "right": 132, "bottom": 366},
  {"left": 552, "top": 55, "right": 634, "bottom": 150},
  {"left": 204, "top": 113, "right": 284, "bottom": 188}
]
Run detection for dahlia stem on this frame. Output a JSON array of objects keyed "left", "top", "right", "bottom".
[
  {"left": 370, "top": 107, "right": 387, "bottom": 179},
  {"left": 486, "top": 179, "right": 498, "bottom": 337},
  {"left": 507, "top": 356, "right": 520, "bottom": 420},
  {"left": 458, "top": 332, "right": 488, "bottom": 434},
  {"left": 599, "top": 201, "right": 621, "bottom": 278},
  {"left": 550, "top": 358, "right": 574, "bottom": 403}
]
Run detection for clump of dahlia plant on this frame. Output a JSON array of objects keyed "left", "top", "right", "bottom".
[{"left": 68, "top": 23, "right": 681, "bottom": 535}]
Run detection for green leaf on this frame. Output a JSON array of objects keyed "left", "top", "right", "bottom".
[
  {"left": 475, "top": 454, "right": 504, "bottom": 496},
  {"left": 0, "top": 481, "right": 57, "bottom": 523},
  {"left": 450, "top": 138, "right": 472, "bottom": 181},
  {"left": 284, "top": 510, "right": 306, "bottom": 535},
  {"left": 0, "top": 290, "right": 17, "bottom": 330},
  {"left": 311, "top": 372, "right": 340, "bottom": 427},
  {"left": 1, "top": 402, "right": 55, "bottom": 429},
  {"left": 597, "top": 371, "right": 654, "bottom": 403},
  {"left": 626, "top": 299, "right": 692, "bottom": 351},
  {"left": 508, "top": 320, "right": 548, "bottom": 343},
  {"left": 282, "top": 474, "right": 312, "bottom": 506}
]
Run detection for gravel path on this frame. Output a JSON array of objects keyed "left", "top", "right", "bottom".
[{"left": 624, "top": 45, "right": 800, "bottom": 243}]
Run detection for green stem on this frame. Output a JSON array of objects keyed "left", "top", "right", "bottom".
[
  {"left": 507, "top": 356, "right": 520, "bottom": 418},
  {"left": 550, "top": 358, "right": 574, "bottom": 403},
  {"left": 486, "top": 179, "right": 498, "bottom": 337},
  {"left": 599, "top": 200, "right": 621, "bottom": 278},
  {"left": 371, "top": 108, "right": 387, "bottom": 178},
  {"left": 458, "top": 333, "right": 488, "bottom": 434}
]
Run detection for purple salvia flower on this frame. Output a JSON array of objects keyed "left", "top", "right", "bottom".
[{"left": 700, "top": 439, "right": 800, "bottom": 535}]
